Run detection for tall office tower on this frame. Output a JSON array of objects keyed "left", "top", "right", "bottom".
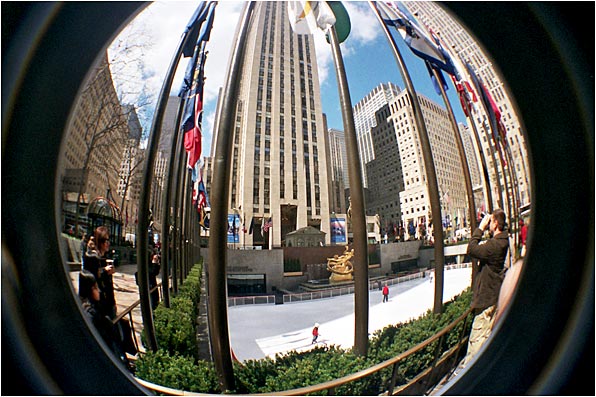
[
  {"left": 353, "top": 82, "right": 401, "bottom": 188},
  {"left": 390, "top": 90, "right": 469, "bottom": 234},
  {"left": 219, "top": 2, "right": 331, "bottom": 247},
  {"left": 365, "top": 104, "right": 404, "bottom": 227},
  {"left": 327, "top": 128, "right": 348, "bottom": 213},
  {"left": 404, "top": 2, "right": 531, "bottom": 207}
]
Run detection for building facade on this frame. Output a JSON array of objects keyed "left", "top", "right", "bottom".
[
  {"left": 405, "top": 1, "right": 531, "bottom": 208},
  {"left": 327, "top": 128, "right": 348, "bottom": 214},
  {"left": 353, "top": 82, "right": 401, "bottom": 188},
  {"left": 61, "top": 53, "right": 130, "bottom": 235},
  {"left": 217, "top": 2, "right": 331, "bottom": 248}
]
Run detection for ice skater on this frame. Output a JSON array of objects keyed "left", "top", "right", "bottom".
[
  {"left": 382, "top": 284, "right": 389, "bottom": 303},
  {"left": 312, "top": 323, "right": 320, "bottom": 344}
]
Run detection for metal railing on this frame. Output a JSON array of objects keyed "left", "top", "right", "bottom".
[
  {"left": 227, "top": 264, "right": 472, "bottom": 307},
  {"left": 134, "top": 306, "right": 473, "bottom": 395},
  {"left": 112, "top": 284, "right": 161, "bottom": 354}
]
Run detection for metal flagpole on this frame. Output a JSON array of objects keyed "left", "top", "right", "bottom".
[
  {"left": 159, "top": 99, "right": 186, "bottom": 308},
  {"left": 371, "top": 2, "right": 445, "bottom": 314},
  {"left": 136, "top": 4, "right": 208, "bottom": 352},
  {"left": 430, "top": 67, "right": 477, "bottom": 232},
  {"left": 208, "top": 2, "right": 254, "bottom": 391},
  {"left": 328, "top": 24, "right": 369, "bottom": 356}
]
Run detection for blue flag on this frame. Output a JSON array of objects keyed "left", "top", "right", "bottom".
[
  {"left": 181, "top": 2, "right": 210, "bottom": 57},
  {"left": 375, "top": 2, "right": 457, "bottom": 77}
]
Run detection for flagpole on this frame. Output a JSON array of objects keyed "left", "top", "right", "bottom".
[
  {"left": 328, "top": 24, "right": 369, "bottom": 357},
  {"left": 136, "top": 5, "right": 208, "bottom": 354},
  {"left": 208, "top": 2, "right": 254, "bottom": 391},
  {"left": 371, "top": 1, "right": 445, "bottom": 314},
  {"left": 430, "top": 67, "right": 477, "bottom": 232},
  {"left": 159, "top": 97, "right": 186, "bottom": 308}
]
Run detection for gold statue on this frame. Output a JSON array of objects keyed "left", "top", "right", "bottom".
[{"left": 327, "top": 246, "right": 354, "bottom": 283}]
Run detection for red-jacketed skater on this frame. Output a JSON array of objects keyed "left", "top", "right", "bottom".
[
  {"left": 382, "top": 284, "right": 389, "bottom": 303},
  {"left": 312, "top": 323, "right": 320, "bottom": 344}
]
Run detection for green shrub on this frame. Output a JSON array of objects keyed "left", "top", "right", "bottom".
[
  {"left": 139, "top": 261, "right": 472, "bottom": 395},
  {"left": 135, "top": 350, "right": 219, "bottom": 393}
]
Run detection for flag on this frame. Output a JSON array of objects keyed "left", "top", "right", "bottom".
[
  {"left": 180, "top": 3, "right": 216, "bottom": 170},
  {"left": 263, "top": 217, "right": 273, "bottom": 233},
  {"left": 288, "top": 1, "right": 336, "bottom": 34},
  {"left": 199, "top": 207, "right": 210, "bottom": 230},
  {"left": 375, "top": 2, "right": 456, "bottom": 76},
  {"left": 181, "top": 2, "right": 211, "bottom": 57},
  {"left": 197, "top": 180, "right": 208, "bottom": 213},
  {"left": 466, "top": 62, "right": 507, "bottom": 143},
  {"left": 452, "top": 76, "right": 478, "bottom": 117}
]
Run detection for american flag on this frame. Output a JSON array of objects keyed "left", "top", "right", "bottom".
[{"left": 263, "top": 217, "right": 272, "bottom": 233}]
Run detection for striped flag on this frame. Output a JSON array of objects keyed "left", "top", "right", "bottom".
[{"left": 263, "top": 217, "right": 273, "bottom": 233}]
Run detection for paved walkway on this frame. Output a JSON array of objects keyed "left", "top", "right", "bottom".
[
  {"left": 70, "top": 265, "right": 472, "bottom": 361},
  {"left": 70, "top": 264, "right": 157, "bottom": 353},
  {"left": 228, "top": 267, "right": 472, "bottom": 362}
]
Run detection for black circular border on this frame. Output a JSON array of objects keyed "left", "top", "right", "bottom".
[{"left": 2, "top": 2, "right": 594, "bottom": 395}]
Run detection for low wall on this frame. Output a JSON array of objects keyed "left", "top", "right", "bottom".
[
  {"left": 378, "top": 240, "right": 423, "bottom": 275},
  {"left": 418, "top": 243, "right": 469, "bottom": 268}
]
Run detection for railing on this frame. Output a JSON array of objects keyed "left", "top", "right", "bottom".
[
  {"left": 134, "top": 306, "right": 473, "bottom": 395},
  {"left": 228, "top": 295, "right": 276, "bottom": 306},
  {"left": 228, "top": 263, "right": 472, "bottom": 307},
  {"left": 113, "top": 284, "right": 161, "bottom": 354}
]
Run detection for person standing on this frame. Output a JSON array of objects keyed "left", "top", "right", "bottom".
[
  {"left": 312, "top": 323, "right": 320, "bottom": 344},
  {"left": 462, "top": 209, "right": 510, "bottom": 366},
  {"left": 79, "top": 233, "right": 87, "bottom": 263},
  {"left": 382, "top": 284, "right": 389, "bottom": 303},
  {"left": 83, "top": 226, "right": 117, "bottom": 319}
]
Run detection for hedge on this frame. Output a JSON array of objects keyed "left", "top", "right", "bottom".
[{"left": 136, "top": 261, "right": 473, "bottom": 395}]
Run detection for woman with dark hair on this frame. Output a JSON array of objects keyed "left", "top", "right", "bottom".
[
  {"left": 78, "top": 270, "right": 131, "bottom": 370},
  {"left": 83, "top": 226, "right": 116, "bottom": 319}
]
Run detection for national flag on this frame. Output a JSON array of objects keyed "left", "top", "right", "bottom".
[
  {"left": 466, "top": 62, "right": 507, "bottom": 143},
  {"left": 180, "top": 3, "right": 216, "bottom": 170},
  {"left": 375, "top": 1, "right": 456, "bottom": 76},
  {"left": 181, "top": 2, "right": 211, "bottom": 57},
  {"left": 452, "top": 76, "right": 478, "bottom": 117},
  {"left": 263, "top": 217, "right": 273, "bottom": 233},
  {"left": 288, "top": 1, "right": 336, "bottom": 34},
  {"left": 199, "top": 207, "right": 210, "bottom": 230},
  {"left": 197, "top": 180, "right": 208, "bottom": 213}
]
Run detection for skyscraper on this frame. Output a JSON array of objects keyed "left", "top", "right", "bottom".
[
  {"left": 217, "top": 2, "right": 331, "bottom": 248},
  {"left": 353, "top": 82, "right": 401, "bottom": 187},
  {"left": 404, "top": 1, "right": 531, "bottom": 207},
  {"left": 327, "top": 128, "right": 348, "bottom": 214}
]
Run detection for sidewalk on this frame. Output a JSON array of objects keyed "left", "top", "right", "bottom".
[{"left": 69, "top": 264, "right": 154, "bottom": 353}]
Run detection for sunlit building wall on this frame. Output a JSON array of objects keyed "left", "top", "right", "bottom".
[
  {"left": 327, "top": 128, "right": 348, "bottom": 214},
  {"left": 390, "top": 90, "right": 469, "bottom": 235},
  {"left": 61, "top": 53, "right": 127, "bottom": 220},
  {"left": 216, "top": 2, "right": 331, "bottom": 247},
  {"left": 353, "top": 82, "right": 401, "bottom": 188},
  {"left": 405, "top": 1, "right": 531, "bottom": 208}
]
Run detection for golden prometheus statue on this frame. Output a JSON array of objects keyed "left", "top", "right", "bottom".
[{"left": 327, "top": 246, "right": 355, "bottom": 283}]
